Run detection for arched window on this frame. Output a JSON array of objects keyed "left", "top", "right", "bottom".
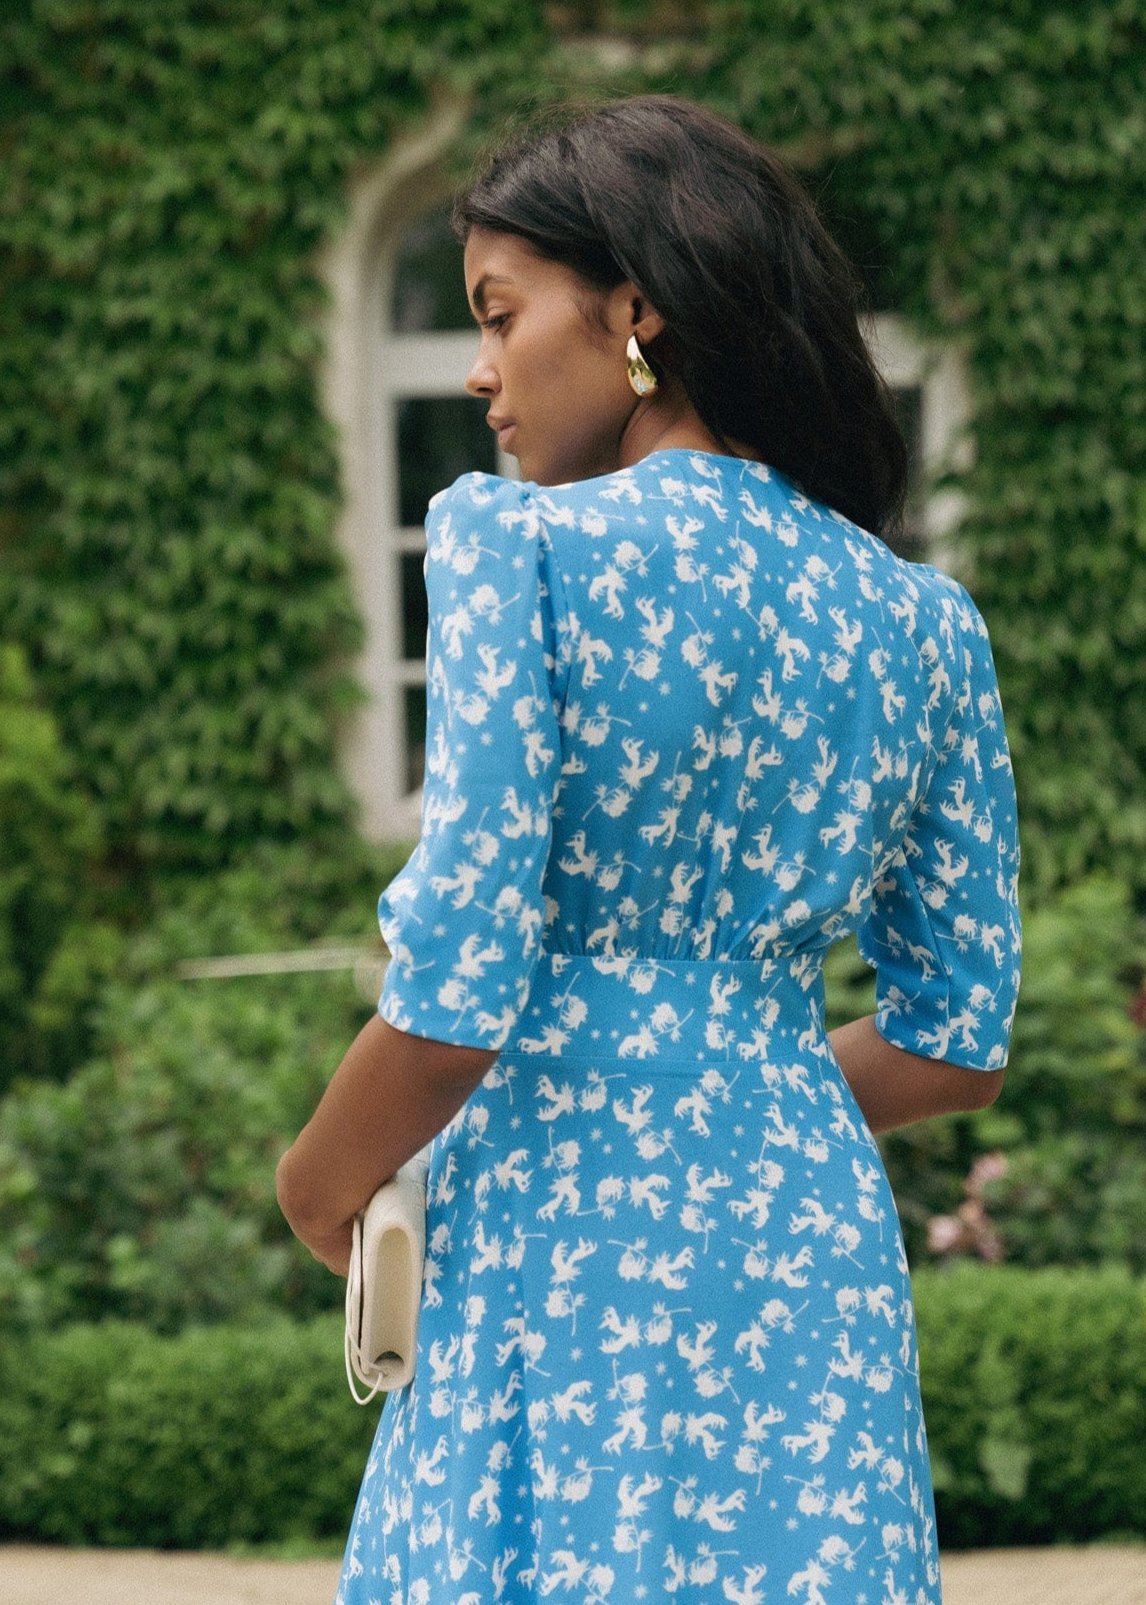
[
  {"left": 375, "top": 204, "right": 505, "bottom": 818},
  {"left": 326, "top": 169, "right": 968, "bottom": 841}
]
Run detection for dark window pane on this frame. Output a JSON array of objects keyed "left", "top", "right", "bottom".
[
  {"left": 400, "top": 550, "right": 429, "bottom": 661},
  {"left": 887, "top": 384, "right": 926, "bottom": 559},
  {"left": 396, "top": 395, "right": 497, "bottom": 527},
  {"left": 391, "top": 205, "right": 472, "bottom": 333},
  {"left": 404, "top": 684, "right": 427, "bottom": 794}
]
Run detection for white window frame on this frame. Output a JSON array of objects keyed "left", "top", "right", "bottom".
[
  {"left": 870, "top": 314, "right": 972, "bottom": 573},
  {"left": 317, "top": 104, "right": 467, "bottom": 842}
]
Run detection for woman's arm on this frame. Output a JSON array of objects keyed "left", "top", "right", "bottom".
[
  {"left": 829, "top": 1014, "right": 1004, "bottom": 1134},
  {"left": 275, "top": 1015, "right": 497, "bottom": 1275}
]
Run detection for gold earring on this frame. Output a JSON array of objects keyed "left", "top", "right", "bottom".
[{"left": 626, "top": 334, "right": 658, "bottom": 397}]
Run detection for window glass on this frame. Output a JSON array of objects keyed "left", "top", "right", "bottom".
[
  {"left": 400, "top": 550, "right": 429, "bottom": 661},
  {"left": 403, "top": 684, "right": 427, "bottom": 795},
  {"left": 396, "top": 395, "right": 496, "bottom": 527},
  {"left": 391, "top": 205, "right": 472, "bottom": 333}
]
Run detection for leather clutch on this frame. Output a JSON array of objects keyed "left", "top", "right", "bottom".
[{"left": 344, "top": 1151, "right": 430, "bottom": 1403}]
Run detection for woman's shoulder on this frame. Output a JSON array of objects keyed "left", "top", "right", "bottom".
[
  {"left": 427, "top": 465, "right": 652, "bottom": 546},
  {"left": 819, "top": 497, "right": 987, "bottom": 625},
  {"left": 888, "top": 553, "right": 993, "bottom": 644},
  {"left": 422, "top": 472, "right": 562, "bottom": 608},
  {"left": 424, "top": 472, "right": 552, "bottom": 558},
  {"left": 427, "top": 470, "right": 529, "bottom": 520}
]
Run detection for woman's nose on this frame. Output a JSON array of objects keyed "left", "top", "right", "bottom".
[{"left": 465, "top": 347, "right": 498, "bottom": 398}]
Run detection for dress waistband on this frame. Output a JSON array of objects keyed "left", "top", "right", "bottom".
[{"left": 504, "top": 950, "right": 827, "bottom": 1065}]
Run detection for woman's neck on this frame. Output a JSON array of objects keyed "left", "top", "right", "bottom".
[{"left": 617, "top": 377, "right": 762, "bottom": 467}]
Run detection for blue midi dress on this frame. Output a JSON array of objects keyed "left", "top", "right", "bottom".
[{"left": 337, "top": 450, "right": 1021, "bottom": 1605}]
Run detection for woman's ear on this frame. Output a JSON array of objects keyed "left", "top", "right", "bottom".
[
  {"left": 608, "top": 281, "right": 666, "bottom": 345},
  {"left": 629, "top": 293, "right": 664, "bottom": 346},
  {"left": 633, "top": 300, "right": 667, "bottom": 345}
]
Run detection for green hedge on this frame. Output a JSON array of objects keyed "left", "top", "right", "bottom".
[
  {"left": 0, "top": 1316, "right": 374, "bottom": 1549},
  {"left": 0, "top": 1267, "right": 1142, "bottom": 1549},
  {"left": 917, "top": 1264, "right": 1146, "bottom": 1547}
]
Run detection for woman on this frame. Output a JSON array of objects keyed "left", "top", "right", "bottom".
[{"left": 277, "top": 96, "right": 1021, "bottom": 1605}]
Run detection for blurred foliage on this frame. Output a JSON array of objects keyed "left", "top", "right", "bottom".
[
  {"left": 0, "top": 839, "right": 410, "bottom": 1336},
  {"left": 826, "top": 876, "right": 1146, "bottom": 1272},
  {"left": 0, "top": 863, "right": 1136, "bottom": 1339},
  {"left": 0, "top": 1269, "right": 1143, "bottom": 1548},
  {"left": 969, "top": 875, "right": 1146, "bottom": 1267},
  {"left": 0, "top": 643, "right": 121, "bottom": 1092},
  {"left": 0, "top": 1314, "right": 376, "bottom": 1547},
  {"left": 0, "top": 0, "right": 541, "bottom": 884}
]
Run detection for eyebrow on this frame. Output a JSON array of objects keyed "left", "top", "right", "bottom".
[{"left": 471, "top": 273, "right": 514, "bottom": 315}]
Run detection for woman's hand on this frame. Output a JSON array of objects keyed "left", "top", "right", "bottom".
[
  {"left": 295, "top": 1219, "right": 354, "bottom": 1278},
  {"left": 275, "top": 1014, "right": 496, "bottom": 1276}
]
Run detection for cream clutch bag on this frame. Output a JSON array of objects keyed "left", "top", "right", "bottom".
[{"left": 344, "top": 1150, "right": 430, "bottom": 1404}]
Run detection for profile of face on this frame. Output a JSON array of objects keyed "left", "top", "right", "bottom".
[{"left": 463, "top": 227, "right": 664, "bottom": 486}]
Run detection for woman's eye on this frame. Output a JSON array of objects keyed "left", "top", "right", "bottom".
[{"left": 481, "top": 313, "right": 509, "bottom": 331}]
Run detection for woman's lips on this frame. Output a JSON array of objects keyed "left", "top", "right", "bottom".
[{"left": 488, "top": 418, "right": 517, "bottom": 451}]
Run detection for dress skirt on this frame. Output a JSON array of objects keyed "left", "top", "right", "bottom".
[{"left": 337, "top": 955, "right": 943, "bottom": 1605}]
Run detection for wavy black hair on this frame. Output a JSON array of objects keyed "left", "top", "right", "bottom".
[{"left": 453, "top": 95, "right": 907, "bottom": 539}]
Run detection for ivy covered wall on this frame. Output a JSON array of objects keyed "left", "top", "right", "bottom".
[
  {"left": 0, "top": 0, "right": 540, "bottom": 878},
  {"left": 2, "top": 0, "right": 1144, "bottom": 905}
]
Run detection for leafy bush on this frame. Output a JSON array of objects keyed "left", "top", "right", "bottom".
[
  {"left": 2, "top": 860, "right": 1141, "bottom": 1339},
  {"left": 965, "top": 876, "right": 1146, "bottom": 1270},
  {"left": 0, "top": 1269, "right": 1141, "bottom": 1549},
  {"left": 0, "top": 838, "right": 412, "bottom": 1334},
  {"left": 824, "top": 876, "right": 1146, "bottom": 1273}
]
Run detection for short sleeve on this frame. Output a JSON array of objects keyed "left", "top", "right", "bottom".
[
  {"left": 857, "top": 581, "right": 1021, "bottom": 1070},
  {"left": 377, "top": 474, "right": 564, "bottom": 1052}
]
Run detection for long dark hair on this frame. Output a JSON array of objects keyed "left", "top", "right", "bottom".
[{"left": 453, "top": 95, "right": 907, "bottom": 539}]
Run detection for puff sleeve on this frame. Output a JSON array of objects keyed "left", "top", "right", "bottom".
[
  {"left": 857, "top": 580, "right": 1021, "bottom": 1070},
  {"left": 377, "top": 474, "right": 565, "bottom": 1052}
]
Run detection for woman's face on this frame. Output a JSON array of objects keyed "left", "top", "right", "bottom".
[{"left": 463, "top": 227, "right": 642, "bottom": 486}]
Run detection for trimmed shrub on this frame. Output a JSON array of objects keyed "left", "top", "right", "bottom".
[
  {"left": 0, "top": 1269, "right": 1142, "bottom": 1550},
  {"left": 915, "top": 1264, "right": 1146, "bottom": 1547},
  {"left": 0, "top": 1316, "right": 374, "bottom": 1548}
]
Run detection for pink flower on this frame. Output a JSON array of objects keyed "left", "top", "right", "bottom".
[{"left": 926, "top": 1215, "right": 965, "bottom": 1254}]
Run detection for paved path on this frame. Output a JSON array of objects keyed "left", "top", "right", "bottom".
[{"left": 3, "top": 1544, "right": 1145, "bottom": 1604}]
